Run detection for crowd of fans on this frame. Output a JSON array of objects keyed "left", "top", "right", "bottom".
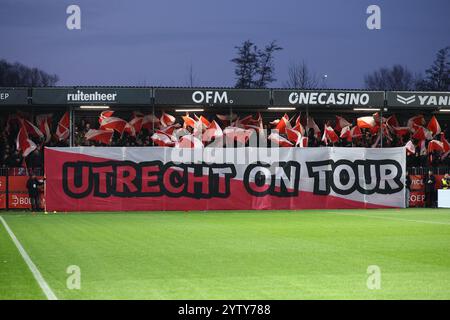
[{"left": 1, "top": 110, "right": 450, "bottom": 171}]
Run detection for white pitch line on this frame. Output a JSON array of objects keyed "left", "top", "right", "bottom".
[
  {"left": 327, "top": 211, "right": 450, "bottom": 226},
  {"left": 0, "top": 216, "right": 58, "bottom": 300}
]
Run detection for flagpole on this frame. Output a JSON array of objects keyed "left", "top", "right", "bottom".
[
  {"left": 69, "top": 106, "right": 73, "bottom": 147},
  {"left": 379, "top": 107, "right": 383, "bottom": 148}
]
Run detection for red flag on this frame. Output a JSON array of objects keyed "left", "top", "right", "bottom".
[
  {"left": 350, "top": 126, "right": 362, "bottom": 139},
  {"left": 407, "top": 115, "right": 425, "bottom": 131},
  {"left": 160, "top": 112, "right": 176, "bottom": 127},
  {"left": 357, "top": 116, "right": 375, "bottom": 129},
  {"left": 412, "top": 126, "right": 432, "bottom": 141},
  {"left": 268, "top": 132, "right": 294, "bottom": 147},
  {"left": 386, "top": 115, "right": 399, "bottom": 128},
  {"left": 286, "top": 128, "right": 302, "bottom": 146},
  {"left": 335, "top": 116, "right": 351, "bottom": 132},
  {"left": 99, "top": 117, "right": 128, "bottom": 134},
  {"left": 36, "top": 114, "right": 52, "bottom": 143},
  {"left": 428, "top": 140, "right": 444, "bottom": 153},
  {"left": 56, "top": 112, "right": 70, "bottom": 141},
  {"left": 85, "top": 129, "right": 114, "bottom": 145},
  {"left": 99, "top": 110, "right": 114, "bottom": 124},
  {"left": 427, "top": 116, "right": 441, "bottom": 136},
  {"left": 16, "top": 125, "right": 36, "bottom": 157}
]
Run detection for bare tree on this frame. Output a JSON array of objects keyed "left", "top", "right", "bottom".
[
  {"left": 364, "top": 64, "right": 419, "bottom": 90},
  {"left": 0, "top": 59, "right": 58, "bottom": 86},
  {"left": 417, "top": 46, "right": 449, "bottom": 91},
  {"left": 283, "top": 61, "right": 319, "bottom": 89},
  {"left": 254, "top": 41, "right": 283, "bottom": 88},
  {"left": 231, "top": 40, "right": 258, "bottom": 89}
]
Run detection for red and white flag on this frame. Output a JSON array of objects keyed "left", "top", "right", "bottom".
[
  {"left": 99, "top": 116, "right": 128, "bottom": 134},
  {"left": 56, "top": 112, "right": 70, "bottom": 141},
  {"left": 440, "top": 134, "right": 450, "bottom": 159},
  {"left": 357, "top": 116, "right": 375, "bottom": 129},
  {"left": 36, "top": 114, "right": 52, "bottom": 143},
  {"left": 386, "top": 114, "right": 399, "bottom": 128},
  {"left": 441, "top": 134, "right": 450, "bottom": 153},
  {"left": 124, "top": 116, "right": 144, "bottom": 137},
  {"left": 350, "top": 126, "right": 362, "bottom": 139},
  {"left": 182, "top": 114, "right": 196, "bottom": 129},
  {"left": 407, "top": 115, "right": 425, "bottom": 131},
  {"left": 286, "top": 128, "right": 302, "bottom": 146},
  {"left": 22, "top": 119, "right": 43, "bottom": 139},
  {"left": 268, "top": 132, "right": 294, "bottom": 147},
  {"left": 405, "top": 140, "right": 415, "bottom": 154},
  {"left": 293, "top": 115, "right": 305, "bottom": 136},
  {"left": 427, "top": 140, "right": 444, "bottom": 153},
  {"left": 99, "top": 110, "right": 114, "bottom": 124},
  {"left": 151, "top": 132, "right": 176, "bottom": 147},
  {"left": 335, "top": 116, "right": 351, "bottom": 132},
  {"left": 202, "top": 120, "right": 223, "bottom": 144},
  {"left": 85, "top": 129, "right": 114, "bottom": 145},
  {"left": 412, "top": 126, "right": 432, "bottom": 141},
  {"left": 160, "top": 112, "right": 176, "bottom": 127},
  {"left": 321, "top": 125, "right": 339, "bottom": 145},
  {"left": 427, "top": 116, "right": 441, "bottom": 136},
  {"left": 340, "top": 126, "right": 352, "bottom": 142},
  {"left": 419, "top": 140, "right": 427, "bottom": 156},
  {"left": 16, "top": 125, "right": 37, "bottom": 157},
  {"left": 306, "top": 116, "right": 321, "bottom": 138}
]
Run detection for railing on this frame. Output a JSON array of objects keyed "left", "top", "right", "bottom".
[
  {"left": 407, "top": 167, "right": 450, "bottom": 175},
  {"left": 0, "top": 167, "right": 44, "bottom": 176}
]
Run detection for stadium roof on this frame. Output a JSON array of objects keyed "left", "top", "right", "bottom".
[{"left": 0, "top": 86, "right": 449, "bottom": 110}]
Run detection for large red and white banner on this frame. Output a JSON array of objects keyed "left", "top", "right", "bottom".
[{"left": 45, "top": 147, "right": 406, "bottom": 211}]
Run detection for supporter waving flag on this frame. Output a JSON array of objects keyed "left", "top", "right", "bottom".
[
  {"left": 160, "top": 112, "right": 176, "bottom": 127},
  {"left": 56, "top": 112, "right": 70, "bottom": 141},
  {"left": 268, "top": 132, "right": 294, "bottom": 147},
  {"left": 335, "top": 116, "right": 351, "bottom": 132},
  {"left": 427, "top": 116, "right": 441, "bottom": 136},
  {"left": 22, "top": 119, "right": 44, "bottom": 139},
  {"left": 16, "top": 125, "right": 37, "bottom": 157},
  {"left": 99, "top": 116, "right": 128, "bottom": 135},
  {"left": 36, "top": 114, "right": 52, "bottom": 143}
]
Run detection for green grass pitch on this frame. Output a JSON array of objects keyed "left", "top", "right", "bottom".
[{"left": 1, "top": 209, "right": 450, "bottom": 300}]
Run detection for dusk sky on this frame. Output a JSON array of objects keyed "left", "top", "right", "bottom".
[{"left": 1, "top": 0, "right": 449, "bottom": 88}]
